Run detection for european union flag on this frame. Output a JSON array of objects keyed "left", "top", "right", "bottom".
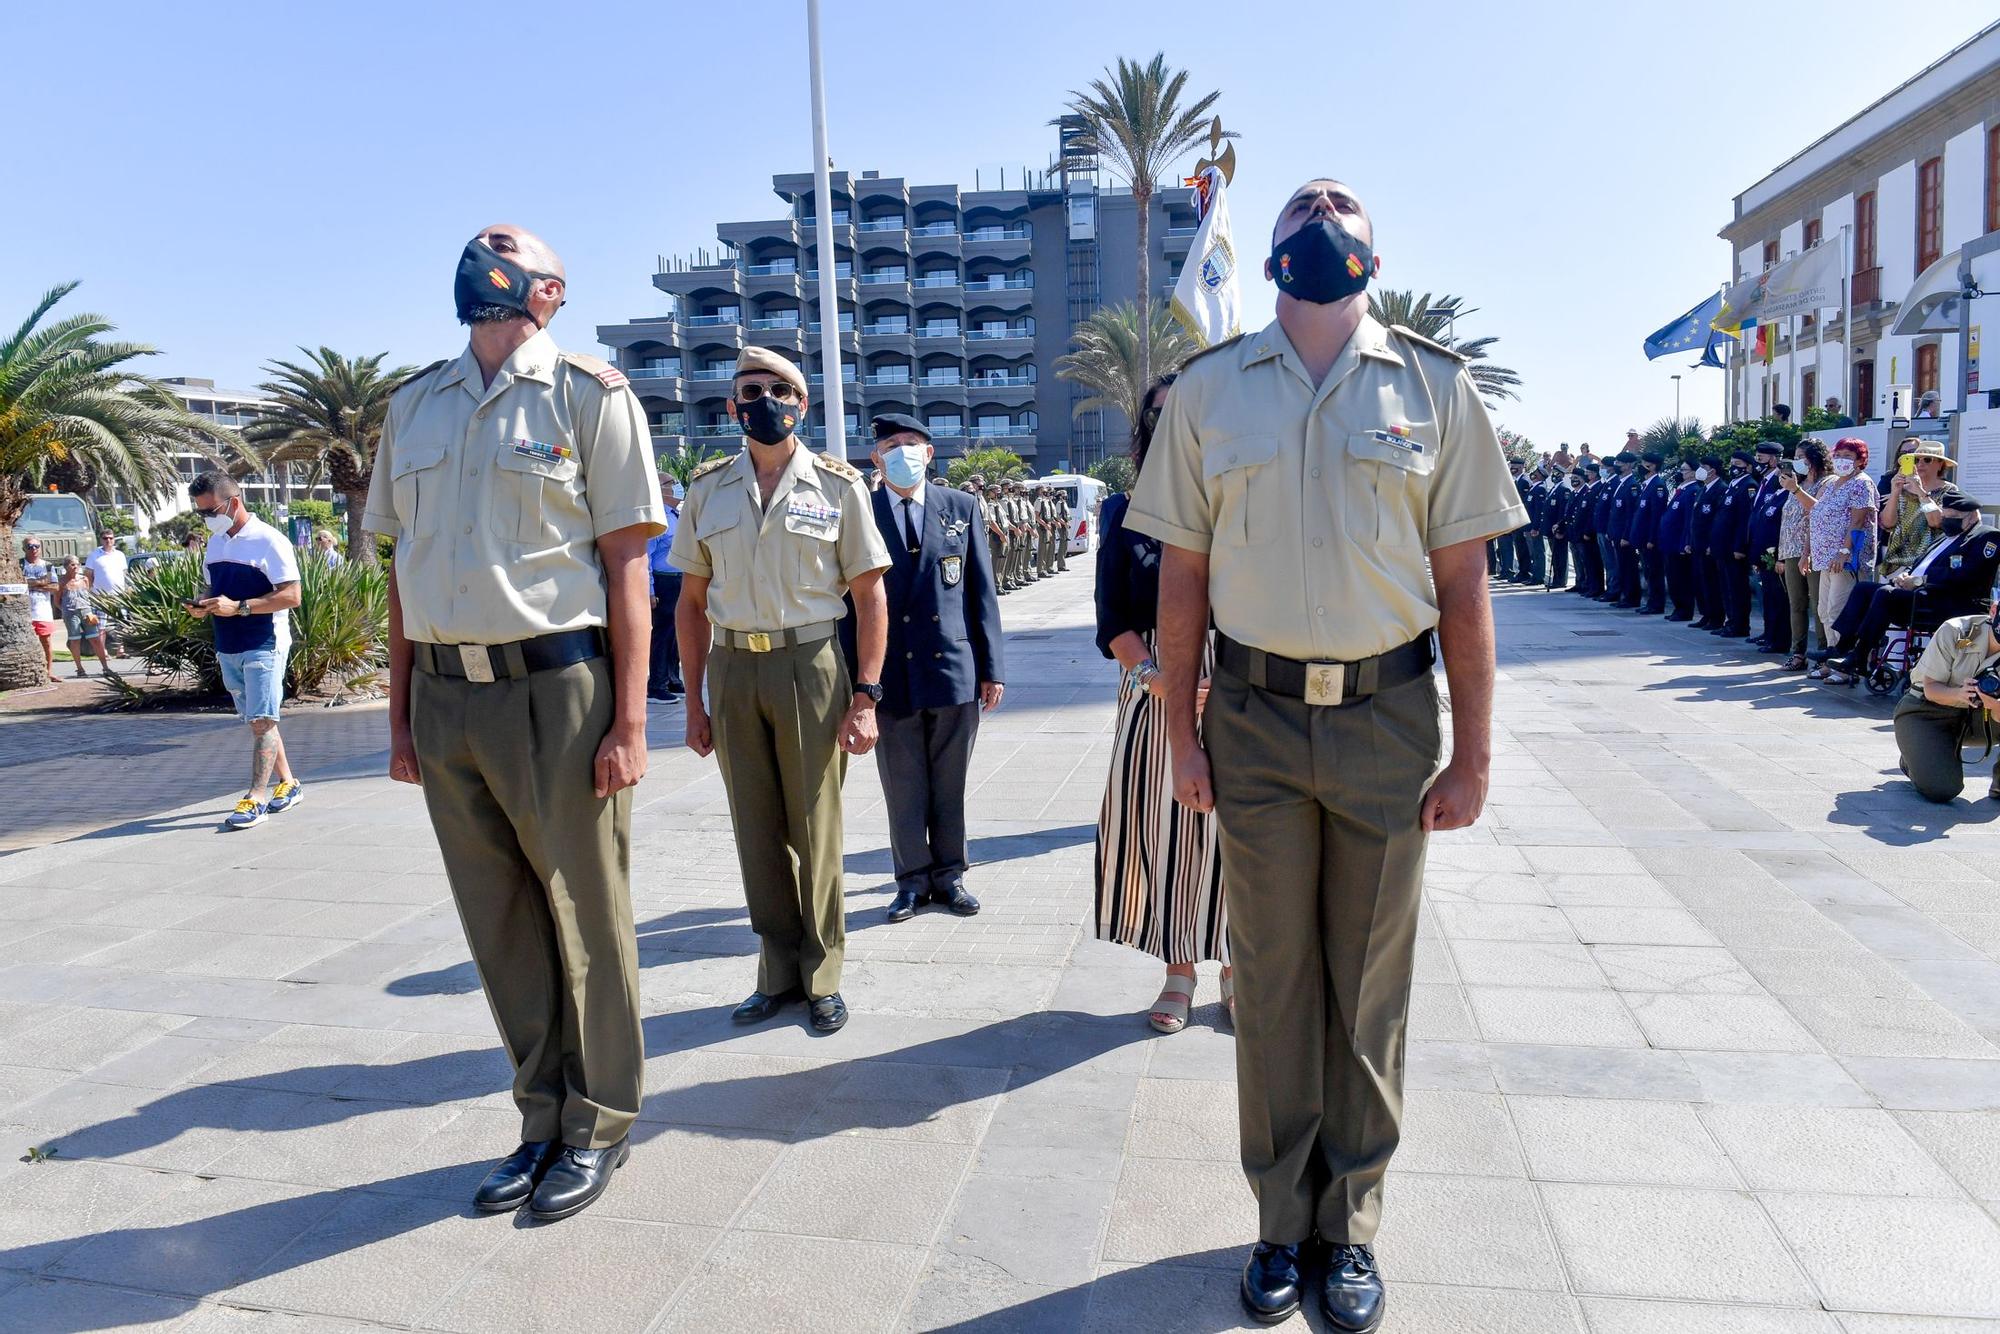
[{"left": 1643, "top": 292, "right": 1735, "bottom": 364}]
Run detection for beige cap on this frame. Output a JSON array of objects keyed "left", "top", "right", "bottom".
[{"left": 734, "top": 346, "right": 807, "bottom": 395}]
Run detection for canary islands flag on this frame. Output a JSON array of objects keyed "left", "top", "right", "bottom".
[
  {"left": 1169, "top": 165, "right": 1243, "bottom": 347},
  {"left": 1643, "top": 292, "right": 1735, "bottom": 365}
]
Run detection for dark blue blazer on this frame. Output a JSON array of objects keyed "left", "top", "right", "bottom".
[
  {"left": 1718, "top": 474, "right": 1758, "bottom": 556},
  {"left": 1659, "top": 481, "right": 1699, "bottom": 555},
  {"left": 845, "top": 483, "right": 1004, "bottom": 714},
  {"left": 1747, "top": 476, "right": 1787, "bottom": 556},
  {"left": 1691, "top": 477, "right": 1728, "bottom": 555},
  {"left": 1632, "top": 473, "right": 1670, "bottom": 547},
  {"left": 1606, "top": 474, "right": 1641, "bottom": 542}
]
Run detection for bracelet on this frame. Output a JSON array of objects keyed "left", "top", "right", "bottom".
[{"left": 1127, "top": 659, "right": 1161, "bottom": 691}]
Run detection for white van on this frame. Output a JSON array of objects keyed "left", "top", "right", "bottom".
[{"left": 1029, "top": 473, "right": 1108, "bottom": 555}]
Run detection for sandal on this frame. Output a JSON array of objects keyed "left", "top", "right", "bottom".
[
  {"left": 1806, "top": 665, "right": 1826, "bottom": 680},
  {"left": 1149, "top": 974, "right": 1196, "bottom": 1035},
  {"left": 1825, "top": 668, "right": 1855, "bottom": 686},
  {"left": 1782, "top": 655, "right": 1807, "bottom": 671},
  {"left": 1220, "top": 972, "right": 1235, "bottom": 1031}
]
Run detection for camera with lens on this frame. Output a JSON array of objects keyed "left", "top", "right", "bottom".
[{"left": 1975, "top": 670, "right": 2000, "bottom": 700}]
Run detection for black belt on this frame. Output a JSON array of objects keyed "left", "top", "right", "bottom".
[
  {"left": 1215, "top": 633, "right": 1436, "bottom": 706},
  {"left": 413, "top": 628, "right": 605, "bottom": 682}
]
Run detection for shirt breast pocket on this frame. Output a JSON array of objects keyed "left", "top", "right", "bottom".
[
  {"left": 696, "top": 507, "right": 746, "bottom": 584},
  {"left": 1345, "top": 429, "right": 1437, "bottom": 545},
  {"left": 492, "top": 448, "right": 580, "bottom": 547},
  {"left": 784, "top": 508, "right": 841, "bottom": 589},
  {"left": 391, "top": 444, "right": 448, "bottom": 540},
  {"left": 1203, "top": 434, "right": 1281, "bottom": 548}
]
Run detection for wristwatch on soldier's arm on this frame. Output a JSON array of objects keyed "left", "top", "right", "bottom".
[{"left": 854, "top": 682, "right": 884, "bottom": 705}]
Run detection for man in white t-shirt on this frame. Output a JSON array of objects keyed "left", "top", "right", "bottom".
[
  {"left": 85, "top": 529, "right": 128, "bottom": 595},
  {"left": 184, "top": 474, "right": 306, "bottom": 829},
  {"left": 20, "top": 537, "right": 58, "bottom": 683}
]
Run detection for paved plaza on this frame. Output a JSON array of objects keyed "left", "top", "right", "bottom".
[{"left": 3, "top": 569, "right": 2000, "bottom": 1332}]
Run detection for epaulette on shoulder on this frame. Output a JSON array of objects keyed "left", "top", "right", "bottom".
[
  {"left": 1179, "top": 332, "right": 1250, "bottom": 372},
  {"left": 1390, "top": 324, "right": 1470, "bottom": 364},
  {"left": 815, "top": 452, "right": 862, "bottom": 482},
  {"left": 689, "top": 453, "right": 735, "bottom": 482},
  {"left": 393, "top": 359, "right": 449, "bottom": 396},
  {"left": 558, "top": 349, "right": 630, "bottom": 390}
]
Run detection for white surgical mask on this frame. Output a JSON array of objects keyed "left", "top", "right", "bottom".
[
  {"left": 202, "top": 509, "right": 234, "bottom": 535},
  {"left": 1696, "top": 466, "right": 1713, "bottom": 483},
  {"left": 882, "top": 444, "right": 928, "bottom": 490},
  {"left": 1791, "top": 458, "right": 1808, "bottom": 475},
  {"left": 1833, "top": 458, "right": 1857, "bottom": 476}
]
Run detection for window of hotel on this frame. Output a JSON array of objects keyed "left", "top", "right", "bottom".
[
  {"left": 1917, "top": 157, "right": 1943, "bottom": 270},
  {"left": 1800, "top": 370, "right": 1816, "bottom": 409},
  {"left": 1988, "top": 125, "right": 2000, "bottom": 235},
  {"left": 1855, "top": 192, "right": 1877, "bottom": 271},
  {"left": 1762, "top": 240, "right": 1779, "bottom": 270},
  {"left": 1916, "top": 343, "right": 1939, "bottom": 400},
  {"left": 1801, "top": 221, "right": 1823, "bottom": 328}
]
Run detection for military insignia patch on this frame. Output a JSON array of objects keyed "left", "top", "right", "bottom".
[
  {"left": 941, "top": 554, "right": 962, "bottom": 587},
  {"left": 512, "top": 439, "right": 572, "bottom": 463},
  {"left": 1985, "top": 539, "right": 1999, "bottom": 559},
  {"left": 591, "top": 366, "right": 628, "bottom": 389},
  {"left": 1951, "top": 554, "right": 1964, "bottom": 569}
]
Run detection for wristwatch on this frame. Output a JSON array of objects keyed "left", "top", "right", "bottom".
[{"left": 854, "top": 682, "right": 884, "bottom": 704}]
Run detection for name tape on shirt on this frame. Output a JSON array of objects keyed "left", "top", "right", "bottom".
[
  {"left": 1368, "top": 427, "right": 1425, "bottom": 455},
  {"left": 512, "top": 438, "right": 572, "bottom": 463}
]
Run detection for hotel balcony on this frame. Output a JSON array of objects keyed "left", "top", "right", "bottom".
[
  {"left": 655, "top": 261, "right": 741, "bottom": 301},
  {"left": 964, "top": 276, "right": 1034, "bottom": 310},
  {"left": 860, "top": 322, "right": 915, "bottom": 353},
  {"left": 962, "top": 226, "right": 1033, "bottom": 259},
  {"left": 743, "top": 263, "right": 802, "bottom": 298},
  {"left": 964, "top": 326, "right": 1034, "bottom": 351}
]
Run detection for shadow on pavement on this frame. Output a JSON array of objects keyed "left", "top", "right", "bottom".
[
  {"left": 926, "top": 1247, "right": 1284, "bottom": 1333},
  {"left": 6, "top": 1006, "right": 1151, "bottom": 1321},
  {"left": 1829, "top": 778, "right": 2000, "bottom": 844}
]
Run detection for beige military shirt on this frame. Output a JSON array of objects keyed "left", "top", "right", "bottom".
[
  {"left": 669, "top": 444, "right": 891, "bottom": 632},
  {"left": 1127, "top": 315, "right": 1528, "bottom": 663},
  {"left": 362, "top": 329, "right": 667, "bottom": 645},
  {"left": 1910, "top": 614, "right": 2000, "bottom": 693}
]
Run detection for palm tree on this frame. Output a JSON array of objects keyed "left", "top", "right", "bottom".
[
  {"left": 0, "top": 282, "right": 241, "bottom": 689},
  {"left": 1054, "top": 300, "right": 1203, "bottom": 436},
  {"left": 241, "top": 349, "right": 416, "bottom": 567},
  {"left": 1366, "top": 290, "right": 1524, "bottom": 406},
  {"left": 1060, "top": 53, "right": 1230, "bottom": 398}
]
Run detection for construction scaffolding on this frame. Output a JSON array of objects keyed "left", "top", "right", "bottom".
[{"left": 1057, "top": 114, "right": 1105, "bottom": 472}]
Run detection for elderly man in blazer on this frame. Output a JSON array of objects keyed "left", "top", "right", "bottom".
[{"left": 848, "top": 414, "right": 1006, "bottom": 922}]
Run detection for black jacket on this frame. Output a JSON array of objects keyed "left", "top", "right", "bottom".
[
  {"left": 843, "top": 483, "right": 1003, "bottom": 713},
  {"left": 1917, "top": 525, "right": 2000, "bottom": 621}
]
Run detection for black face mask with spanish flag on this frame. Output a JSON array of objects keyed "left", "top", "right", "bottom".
[
  {"left": 454, "top": 240, "right": 560, "bottom": 326},
  {"left": 1269, "top": 217, "right": 1374, "bottom": 304}
]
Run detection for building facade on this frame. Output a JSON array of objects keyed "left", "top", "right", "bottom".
[
  {"left": 124, "top": 378, "right": 332, "bottom": 529},
  {"left": 597, "top": 120, "right": 1194, "bottom": 473},
  {"left": 1720, "top": 23, "right": 2000, "bottom": 424}
]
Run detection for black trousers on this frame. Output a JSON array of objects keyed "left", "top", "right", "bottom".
[
  {"left": 1569, "top": 538, "right": 1594, "bottom": 594},
  {"left": 1836, "top": 584, "right": 1917, "bottom": 671},
  {"left": 1616, "top": 543, "right": 1642, "bottom": 605},
  {"left": 1494, "top": 534, "right": 1518, "bottom": 579},
  {"left": 875, "top": 700, "right": 981, "bottom": 895},
  {"left": 1666, "top": 551, "right": 1696, "bottom": 617},
  {"left": 1756, "top": 564, "right": 1788, "bottom": 645},
  {"left": 1642, "top": 547, "right": 1667, "bottom": 611},
  {"left": 1721, "top": 554, "right": 1753, "bottom": 633},
  {"left": 1486, "top": 540, "right": 1500, "bottom": 576},
  {"left": 1545, "top": 533, "right": 1569, "bottom": 589},
  {"left": 1700, "top": 554, "right": 1726, "bottom": 624},
  {"left": 649, "top": 571, "right": 683, "bottom": 692}
]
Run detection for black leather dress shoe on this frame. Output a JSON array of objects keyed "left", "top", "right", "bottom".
[
  {"left": 1320, "top": 1243, "right": 1385, "bottom": 1332},
  {"left": 809, "top": 993, "right": 848, "bottom": 1033},
  {"left": 472, "top": 1140, "right": 561, "bottom": 1212},
  {"left": 1240, "top": 1241, "right": 1303, "bottom": 1323},
  {"left": 732, "top": 988, "right": 804, "bottom": 1024},
  {"left": 887, "top": 887, "right": 927, "bottom": 922},
  {"left": 937, "top": 882, "right": 981, "bottom": 916},
  {"left": 526, "top": 1139, "right": 629, "bottom": 1221}
]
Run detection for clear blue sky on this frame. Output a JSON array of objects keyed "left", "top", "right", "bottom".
[{"left": 7, "top": 0, "right": 1994, "bottom": 450}]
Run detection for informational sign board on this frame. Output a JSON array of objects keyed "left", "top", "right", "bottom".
[{"left": 1956, "top": 408, "right": 2000, "bottom": 518}]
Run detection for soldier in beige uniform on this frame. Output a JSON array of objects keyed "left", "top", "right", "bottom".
[
  {"left": 672, "top": 346, "right": 891, "bottom": 1034},
  {"left": 365, "top": 223, "right": 665, "bottom": 1223},
  {"left": 1128, "top": 180, "right": 1525, "bottom": 1331},
  {"left": 1894, "top": 610, "right": 2000, "bottom": 801},
  {"left": 1051, "top": 486, "right": 1070, "bottom": 572}
]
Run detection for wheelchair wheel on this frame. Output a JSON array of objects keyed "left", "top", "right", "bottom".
[{"left": 1866, "top": 664, "right": 1901, "bottom": 696}]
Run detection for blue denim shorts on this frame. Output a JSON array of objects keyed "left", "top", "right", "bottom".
[{"left": 218, "top": 643, "right": 288, "bottom": 722}]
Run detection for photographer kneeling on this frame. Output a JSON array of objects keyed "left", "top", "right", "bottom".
[{"left": 1893, "top": 608, "right": 2000, "bottom": 802}]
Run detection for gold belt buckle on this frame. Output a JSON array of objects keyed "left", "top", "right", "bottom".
[
  {"left": 458, "top": 644, "right": 496, "bottom": 683},
  {"left": 745, "top": 632, "right": 772, "bottom": 654},
  {"left": 1303, "top": 662, "right": 1345, "bottom": 707}
]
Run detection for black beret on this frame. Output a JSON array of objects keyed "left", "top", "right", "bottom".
[
  {"left": 1755, "top": 441, "right": 1784, "bottom": 455},
  {"left": 1730, "top": 448, "right": 1755, "bottom": 464},
  {"left": 1641, "top": 451, "right": 1664, "bottom": 465},
  {"left": 1614, "top": 451, "right": 1637, "bottom": 464},
  {"left": 1941, "top": 491, "right": 1981, "bottom": 512},
  {"left": 871, "top": 413, "right": 929, "bottom": 442}
]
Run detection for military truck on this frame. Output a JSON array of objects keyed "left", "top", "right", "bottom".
[{"left": 15, "top": 492, "right": 98, "bottom": 564}]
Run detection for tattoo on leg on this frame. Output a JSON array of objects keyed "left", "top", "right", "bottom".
[{"left": 250, "top": 726, "right": 279, "bottom": 797}]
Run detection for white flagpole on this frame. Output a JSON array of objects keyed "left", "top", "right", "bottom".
[
  {"left": 807, "top": 0, "right": 845, "bottom": 457},
  {"left": 1842, "top": 223, "right": 1854, "bottom": 419}
]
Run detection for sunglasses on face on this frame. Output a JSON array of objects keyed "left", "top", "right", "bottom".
[
  {"left": 1140, "top": 403, "right": 1164, "bottom": 431},
  {"left": 735, "top": 381, "right": 800, "bottom": 403}
]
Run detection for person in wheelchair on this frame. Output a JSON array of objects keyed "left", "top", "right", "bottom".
[
  {"left": 1894, "top": 606, "right": 2000, "bottom": 802},
  {"left": 1827, "top": 493, "right": 1998, "bottom": 686}
]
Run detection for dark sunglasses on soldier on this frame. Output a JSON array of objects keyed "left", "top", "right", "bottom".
[{"left": 735, "top": 380, "right": 801, "bottom": 403}]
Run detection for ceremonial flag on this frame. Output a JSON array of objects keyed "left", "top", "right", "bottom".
[
  {"left": 1168, "top": 164, "right": 1242, "bottom": 346},
  {"left": 1643, "top": 292, "right": 1735, "bottom": 362},
  {"left": 1715, "top": 237, "right": 1844, "bottom": 333}
]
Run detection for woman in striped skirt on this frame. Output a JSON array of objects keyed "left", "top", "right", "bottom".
[{"left": 1095, "top": 375, "right": 1230, "bottom": 1034}]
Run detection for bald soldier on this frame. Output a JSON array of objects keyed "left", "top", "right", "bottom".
[
  {"left": 672, "top": 347, "right": 891, "bottom": 1034},
  {"left": 1129, "top": 180, "right": 1525, "bottom": 1330},
  {"left": 365, "top": 224, "right": 665, "bottom": 1221}
]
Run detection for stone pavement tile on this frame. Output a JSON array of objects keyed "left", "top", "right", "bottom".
[
  {"left": 1436, "top": 904, "right": 1577, "bottom": 943},
  {"left": 1541, "top": 874, "right": 1682, "bottom": 909},
  {"left": 13, "top": 924, "right": 148, "bottom": 965},
  {"left": 1374, "top": 1284, "right": 1586, "bottom": 1333},
  {"left": 1491, "top": 1044, "right": 1700, "bottom": 1101},
  {"left": 1430, "top": 844, "right": 1532, "bottom": 874},
  {"left": 1735, "top": 948, "right": 1925, "bottom": 999},
  {"left": 0, "top": 1063, "right": 78, "bottom": 1120},
  {"left": 83, "top": 1035, "right": 259, "bottom": 1092},
  {"left": 1395, "top": 1090, "right": 1524, "bottom": 1177},
  {"left": 1408, "top": 1040, "right": 1499, "bottom": 1093},
  {"left": 1844, "top": 1058, "right": 2000, "bottom": 1111},
  {"left": 1537, "top": 1183, "right": 1816, "bottom": 1305},
  {"left": 1837, "top": 1318, "right": 2000, "bottom": 1333},
  {"left": 1698, "top": 910, "right": 1861, "bottom": 954},
  {"left": 279, "top": 937, "right": 447, "bottom": 988},
  {"left": 1786, "top": 997, "right": 1996, "bottom": 1059},
  {"left": 630, "top": 1044, "right": 825, "bottom": 1126},
  {"left": 221, "top": 1194, "right": 504, "bottom": 1323},
  {"left": 1447, "top": 939, "right": 1604, "bottom": 989},
  {"left": 1635, "top": 847, "right": 1779, "bottom": 880},
  {"left": 323, "top": 1031, "right": 508, "bottom": 1105},
  {"left": 737, "top": 1136, "right": 972, "bottom": 1244},
  {"left": 19, "top": 1080, "right": 316, "bottom": 1174},
  {"left": 1760, "top": 1193, "right": 2000, "bottom": 1317},
  {"left": 1894, "top": 1112, "right": 2000, "bottom": 1201},
  {"left": 939, "top": 1168, "right": 1115, "bottom": 1289},
  {"left": 1661, "top": 876, "right": 1810, "bottom": 915},
  {"left": 1591, "top": 945, "right": 1762, "bottom": 994},
  {"left": 587, "top": 1125, "right": 785, "bottom": 1227},
  {"left": 1102, "top": 1159, "right": 1255, "bottom": 1268},
  {"left": 10, "top": 1006, "right": 190, "bottom": 1073},
  {"left": 1409, "top": 982, "right": 1479, "bottom": 1042},
  {"left": 1467, "top": 986, "right": 1646, "bottom": 1047},
  {"left": 1897, "top": 960, "right": 2000, "bottom": 1036},
  {"left": 1698, "top": 1105, "right": 1962, "bottom": 1197},
  {"left": 175, "top": 935, "right": 346, "bottom": 982},
  {"left": 1565, "top": 907, "right": 1720, "bottom": 948},
  {"left": 420, "top": 1216, "right": 716, "bottom": 1334},
  {"left": 1509, "top": 1096, "right": 1737, "bottom": 1188},
  {"left": 1875, "top": 881, "right": 2000, "bottom": 916},
  {"left": 1682, "top": 1052, "right": 1875, "bottom": 1108},
  {"left": 1625, "top": 993, "right": 1821, "bottom": 1053},
  {"left": 1579, "top": 1298, "right": 1841, "bottom": 1332},
  {"left": 800, "top": 1060, "right": 1010, "bottom": 1145},
  {"left": 655, "top": 1231, "right": 926, "bottom": 1334},
  {"left": 1412, "top": 933, "right": 1456, "bottom": 983},
  {"left": 901, "top": 1248, "right": 1094, "bottom": 1334},
  {"left": 0, "top": 1276, "right": 197, "bottom": 1329},
  {"left": 1425, "top": 870, "right": 1555, "bottom": 906},
  {"left": 1937, "top": 913, "right": 2000, "bottom": 957},
  {"left": 1833, "top": 848, "right": 1992, "bottom": 883},
  {"left": 1084, "top": 1256, "right": 1304, "bottom": 1333},
  {"left": 1373, "top": 1174, "right": 1564, "bottom": 1291},
  {"left": 1821, "top": 905, "right": 1989, "bottom": 963},
  {"left": 191, "top": 1024, "right": 421, "bottom": 1096},
  {"left": 1521, "top": 846, "right": 1646, "bottom": 875},
  {"left": 0, "top": 1158, "right": 187, "bottom": 1273},
  {"left": 47, "top": 1174, "right": 346, "bottom": 1298},
  {"left": 202, "top": 1098, "right": 466, "bottom": 1190}
]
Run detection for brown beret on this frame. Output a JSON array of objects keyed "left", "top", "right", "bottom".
[{"left": 734, "top": 346, "right": 807, "bottom": 395}]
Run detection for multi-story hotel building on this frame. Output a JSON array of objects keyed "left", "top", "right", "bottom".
[
  {"left": 1720, "top": 22, "right": 2000, "bottom": 424},
  {"left": 597, "top": 119, "right": 1196, "bottom": 472}
]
